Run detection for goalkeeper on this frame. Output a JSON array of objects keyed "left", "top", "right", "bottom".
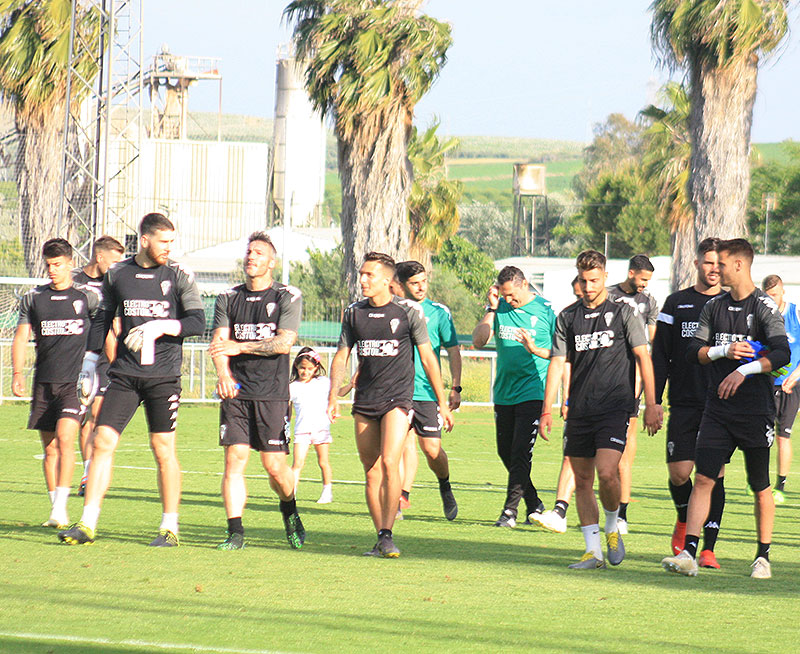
[{"left": 59, "top": 213, "right": 205, "bottom": 547}]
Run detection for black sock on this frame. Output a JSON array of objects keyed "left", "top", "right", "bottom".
[
  {"left": 437, "top": 476, "right": 451, "bottom": 492},
  {"left": 401, "top": 489, "right": 410, "bottom": 501},
  {"left": 554, "top": 500, "right": 569, "bottom": 519},
  {"left": 668, "top": 479, "right": 692, "bottom": 523},
  {"left": 227, "top": 516, "right": 244, "bottom": 535},
  {"left": 378, "top": 528, "right": 392, "bottom": 539},
  {"left": 702, "top": 476, "right": 725, "bottom": 552},
  {"left": 618, "top": 502, "right": 628, "bottom": 521},
  {"left": 684, "top": 534, "right": 699, "bottom": 559},
  {"left": 756, "top": 541, "right": 771, "bottom": 561},
  {"left": 279, "top": 499, "right": 297, "bottom": 518},
  {"left": 776, "top": 475, "right": 786, "bottom": 492}
]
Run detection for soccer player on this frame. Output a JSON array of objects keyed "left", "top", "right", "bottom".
[
  {"left": 472, "top": 266, "right": 555, "bottom": 528},
  {"left": 606, "top": 254, "right": 659, "bottom": 533},
  {"left": 395, "top": 260, "right": 461, "bottom": 520},
  {"left": 761, "top": 274, "right": 800, "bottom": 504},
  {"left": 327, "top": 252, "right": 454, "bottom": 558},
  {"left": 58, "top": 213, "right": 205, "bottom": 546},
  {"left": 12, "top": 239, "right": 99, "bottom": 528},
  {"left": 653, "top": 237, "right": 725, "bottom": 568},
  {"left": 540, "top": 250, "right": 662, "bottom": 569},
  {"left": 72, "top": 235, "right": 125, "bottom": 496},
  {"left": 662, "top": 239, "right": 789, "bottom": 579},
  {"left": 209, "top": 231, "right": 304, "bottom": 551}
]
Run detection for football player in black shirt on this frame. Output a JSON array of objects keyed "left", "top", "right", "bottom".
[
  {"left": 72, "top": 235, "right": 125, "bottom": 495},
  {"left": 653, "top": 237, "right": 726, "bottom": 568},
  {"left": 541, "top": 250, "right": 662, "bottom": 569},
  {"left": 59, "top": 213, "right": 205, "bottom": 546},
  {"left": 209, "top": 231, "right": 304, "bottom": 550},
  {"left": 12, "top": 239, "right": 99, "bottom": 529},
  {"left": 606, "top": 254, "right": 659, "bottom": 534},
  {"left": 662, "top": 239, "right": 790, "bottom": 579},
  {"left": 327, "top": 252, "right": 454, "bottom": 558}
]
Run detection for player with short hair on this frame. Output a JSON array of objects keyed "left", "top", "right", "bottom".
[
  {"left": 395, "top": 260, "right": 461, "bottom": 521},
  {"left": 653, "top": 237, "right": 726, "bottom": 568},
  {"left": 72, "top": 235, "right": 125, "bottom": 496},
  {"left": 12, "top": 239, "right": 100, "bottom": 529},
  {"left": 761, "top": 274, "right": 800, "bottom": 504},
  {"left": 541, "top": 250, "right": 662, "bottom": 569},
  {"left": 662, "top": 238, "right": 789, "bottom": 579},
  {"left": 209, "top": 231, "right": 304, "bottom": 551},
  {"left": 472, "top": 265, "right": 556, "bottom": 528},
  {"left": 327, "top": 252, "right": 454, "bottom": 558},
  {"left": 606, "top": 253, "right": 659, "bottom": 533},
  {"left": 58, "top": 213, "right": 205, "bottom": 546}
]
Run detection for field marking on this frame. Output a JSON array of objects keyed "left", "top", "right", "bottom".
[{"left": 0, "top": 631, "right": 302, "bottom": 654}]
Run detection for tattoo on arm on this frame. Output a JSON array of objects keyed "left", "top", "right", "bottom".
[{"left": 239, "top": 329, "right": 297, "bottom": 356}]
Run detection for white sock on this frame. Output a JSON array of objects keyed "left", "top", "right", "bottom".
[
  {"left": 81, "top": 504, "right": 101, "bottom": 531},
  {"left": 48, "top": 490, "right": 55, "bottom": 505},
  {"left": 83, "top": 460, "right": 91, "bottom": 477},
  {"left": 604, "top": 507, "right": 619, "bottom": 534},
  {"left": 322, "top": 484, "right": 332, "bottom": 492},
  {"left": 581, "top": 524, "right": 603, "bottom": 560},
  {"left": 160, "top": 512, "right": 179, "bottom": 534},
  {"left": 52, "top": 486, "right": 70, "bottom": 515}
]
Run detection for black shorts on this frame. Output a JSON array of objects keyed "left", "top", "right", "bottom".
[
  {"left": 696, "top": 410, "right": 775, "bottom": 452},
  {"left": 96, "top": 360, "right": 111, "bottom": 397},
  {"left": 411, "top": 400, "right": 442, "bottom": 438},
  {"left": 219, "top": 398, "right": 289, "bottom": 453},
  {"left": 775, "top": 387, "right": 800, "bottom": 439},
  {"left": 563, "top": 411, "right": 629, "bottom": 458},
  {"left": 97, "top": 374, "right": 181, "bottom": 434},
  {"left": 629, "top": 389, "right": 643, "bottom": 419},
  {"left": 28, "top": 381, "right": 86, "bottom": 431},
  {"left": 666, "top": 405, "right": 704, "bottom": 463},
  {"left": 352, "top": 398, "right": 413, "bottom": 422}
]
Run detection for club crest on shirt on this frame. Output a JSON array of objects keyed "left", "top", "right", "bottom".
[
  {"left": 72, "top": 299, "right": 84, "bottom": 315},
  {"left": 267, "top": 302, "right": 276, "bottom": 317},
  {"left": 746, "top": 313, "right": 753, "bottom": 330},
  {"left": 390, "top": 318, "right": 400, "bottom": 334},
  {"left": 160, "top": 280, "right": 171, "bottom": 296},
  {"left": 638, "top": 302, "right": 647, "bottom": 315},
  {"left": 604, "top": 311, "right": 614, "bottom": 327},
  {"left": 530, "top": 316, "right": 538, "bottom": 328}
]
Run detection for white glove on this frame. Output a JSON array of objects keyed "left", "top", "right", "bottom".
[
  {"left": 77, "top": 352, "right": 100, "bottom": 406},
  {"left": 124, "top": 319, "right": 181, "bottom": 365}
]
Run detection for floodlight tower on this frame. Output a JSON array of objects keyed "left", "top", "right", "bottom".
[{"left": 511, "top": 163, "right": 550, "bottom": 256}]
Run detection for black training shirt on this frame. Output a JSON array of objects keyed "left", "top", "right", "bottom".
[{"left": 607, "top": 283, "right": 659, "bottom": 337}]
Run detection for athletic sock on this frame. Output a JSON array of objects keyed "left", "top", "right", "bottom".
[
  {"left": 756, "top": 541, "right": 771, "bottom": 561},
  {"left": 378, "top": 528, "right": 392, "bottom": 539},
  {"left": 279, "top": 498, "right": 297, "bottom": 518},
  {"left": 160, "top": 512, "right": 179, "bottom": 534},
  {"left": 776, "top": 475, "right": 786, "bottom": 492},
  {"left": 580, "top": 524, "right": 603, "bottom": 560},
  {"left": 52, "top": 486, "right": 70, "bottom": 512},
  {"left": 401, "top": 489, "right": 410, "bottom": 501},
  {"left": 437, "top": 476, "right": 451, "bottom": 492},
  {"left": 83, "top": 460, "right": 91, "bottom": 476},
  {"left": 668, "top": 479, "right": 692, "bottom": 523},
  {"left": 618, "top": 502, "right": 628, "bottom": 521},
  {"left": 703, "top": 476, "right": 725, "bottom": 552},
  {"left": 553, "top": 500, "right": 569, "bottom": 519},
  {"left": 683, "top": 534, "right": 699, "bottom": 559},
  {"left": 80, "top": 504, "right": 101, "bottom": 531},
  {"left": 48, "top": 490, "right": 55, "bottom": 506},
  {"left": 227, "top": 516, "right": 244, "bottom": 535},
  {"left": 603, "top": 507, "right": 619, "bottom": 534}
]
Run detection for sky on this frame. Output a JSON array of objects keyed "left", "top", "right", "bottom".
[{"left": 143, "top": 1, "right": 800, "bottom": 143}]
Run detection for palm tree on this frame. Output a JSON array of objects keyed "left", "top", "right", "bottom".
[
  {"left": 285, "top": 0, "right": 452, "bottom": 296},
  {"left": 0, "top": 0, "right": 100, "bottom": 275},
  {"left": 407, "top": 121, "right": 462, "bottom": 269},
  {"left": 640, "top": 81, "right": 694, "bottom": 289},
  {"left": 650, "top": 0, "right": 788, "bottom": 250}
]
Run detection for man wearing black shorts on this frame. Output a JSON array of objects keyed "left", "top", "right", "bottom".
[
  {"left": 653, "top": 237, "right": 725, "bottom": 568},
  {"left": 59, "top": 213, "right": 205, "bottom": 546},
  {"left": 541, "top": 250, "right": 662, "bottom": 569},
  {"left": 72, "top": 235, "right": 125, "bottom": 495},
  {"left": 209, "top": 231, "right": 304, "bottom": 550},
  {"left": 12, "top": 239, "right": 99, "bottom": 529},
  {"left": 606, "top": 254, "right": 659, "bottom": 533},
  {"left": 327, "top": 252, "right": 454, "bottom": 558},
  {"left": 662, "top": 239, "right": 789, "bottom": 579}
]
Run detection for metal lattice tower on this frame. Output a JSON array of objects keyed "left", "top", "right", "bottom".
[{"left": 58, "top": 0, "right": 144, "bottom": 262}]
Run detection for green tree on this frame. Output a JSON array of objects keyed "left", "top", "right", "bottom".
[
  {"left": 290, "top": 245, "right": 348, "bottom": 321},
  {"left": 0, "top": 0, "right": 100, "bottom": 274},
  {"left": 433, "top": 235, "right": 496, "bottom": 302},
  {"left": 457, "top": 201, "right": 512, "bottom": 260},
  {"left": 427, "top": 265, "right": 480, "bottom": 334},
  {"left": 651, "top": 0, "right": 789, "bottom": 250},
  {"left": 286, "top": 0, "right": 452, "bottom": 298}
]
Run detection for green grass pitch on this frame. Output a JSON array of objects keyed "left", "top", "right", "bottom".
[{"left": 0, "top": 403, "right": 798, "bottom": 653}]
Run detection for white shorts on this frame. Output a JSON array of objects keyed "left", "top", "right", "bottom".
[{"left": 293, "top": 430, "right": 332, "bottom": 446}]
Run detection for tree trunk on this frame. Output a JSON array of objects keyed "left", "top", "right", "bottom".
[
  {"left": 408, "top": 237, "right": 432, "bottom": 273},
  {"left": 338, "top": 107, "right": 413, "bottom": 299},
  {"left": 688, "top": 56, "right": 758, "bottom": 246},
  {"left": 670, "top": 216, "right": 696, "bottom": 291}
]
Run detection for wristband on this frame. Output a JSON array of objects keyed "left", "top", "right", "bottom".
[
  {"left": 708, "top": 344, "right": 730, "bottom": 360},
  {"left": 737, "top": 360, "right": 762, "bottom": 377},
  {"left": 484, "top": 306, "right": 496, "bottom": 313},
  {"left": 452, "top": 385, "right": 462, "bottom": 393},
  {"left": 13, "top": 371, "right": 23, "bottom": 375},
  {"left": 540, "top": 412, "right": 551, "bottom": 417}
]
